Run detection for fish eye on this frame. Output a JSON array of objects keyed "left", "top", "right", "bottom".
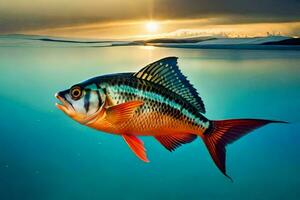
[{"left": 70, "top": 86, "right": 82, "bottom": 100}]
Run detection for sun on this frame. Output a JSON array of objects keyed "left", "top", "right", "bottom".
[{"left": 146, "top": 21, "right": 158, "bottom": 32}]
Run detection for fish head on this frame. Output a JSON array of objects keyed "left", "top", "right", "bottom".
[{"left": 55, "top": 83, "right": 106, "bottom": 123}]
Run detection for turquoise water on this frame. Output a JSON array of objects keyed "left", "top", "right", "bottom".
[{"left": 0, "top": 43, "right": 300, "bottom": 200}]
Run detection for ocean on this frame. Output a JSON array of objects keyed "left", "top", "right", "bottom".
[{"left": 0, "top": 39, "right": 300, "bottom": 200}]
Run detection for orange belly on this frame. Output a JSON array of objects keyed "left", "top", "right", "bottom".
[{"left": 88, "top": 111, "right": 205, "bottom": 136}]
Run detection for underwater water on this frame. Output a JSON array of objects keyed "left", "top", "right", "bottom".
[{"left": 0, "top": 41, "right": 300, "bottom": 200}]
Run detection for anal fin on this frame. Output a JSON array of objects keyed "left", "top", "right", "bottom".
[
  {"left": 122, "top": 135, "right": 149, "bottom": 162},
  {"left": 155, "top": 134, "right": 197, "bottom": 152}
]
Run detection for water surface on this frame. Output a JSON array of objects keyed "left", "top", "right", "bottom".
[{"left": 0, "top": 43, "right": 299, "bottom": 200}]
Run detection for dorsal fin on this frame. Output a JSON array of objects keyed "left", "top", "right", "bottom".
[{"left": 133, "top": 57, "right": 205, "bottom": 113}]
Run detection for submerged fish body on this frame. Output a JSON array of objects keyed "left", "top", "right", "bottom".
[
  {"left": 56, "top": 57, "right": 285, "bottom": 179},
  {"left": 78, "top": 73, "right": 209, "bottom": 136}
]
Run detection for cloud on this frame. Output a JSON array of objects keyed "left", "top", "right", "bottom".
[
  {"left": 153, "top": 0, "right": 300, "bottom": 20},
  {"left": 0, "top": 0, "right": 299, "bottom": 33}
]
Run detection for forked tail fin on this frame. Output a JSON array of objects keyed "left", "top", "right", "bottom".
[{"left": 202, "top": 119, "right": 286, "bottom": 181}]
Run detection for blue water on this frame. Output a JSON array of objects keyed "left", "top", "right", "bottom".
[{"left": 0, "top": 42, "right": 300, "bottom": 200}]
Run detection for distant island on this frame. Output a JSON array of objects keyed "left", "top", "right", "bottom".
[
  {"left": 142, "top": 36, "right": 300, "bottom": 50},
  {"left": 1, "top": 34, "right": 299, "bottom": 50}
]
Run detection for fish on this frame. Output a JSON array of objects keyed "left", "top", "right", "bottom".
[{"left": 55, "top": 57, "right": 286, "bottom": 180}]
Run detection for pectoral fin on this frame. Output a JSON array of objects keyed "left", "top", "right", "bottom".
[
  {"left": 106, "top": 100, "right": 144, "bottom": 124},
  {"left": 122, "top": 134, "right": 149, "bottom": 162}
]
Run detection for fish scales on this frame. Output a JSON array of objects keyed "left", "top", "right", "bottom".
[
  {"left": 56, "top": 57, "right": 284, "bottom": 179},
  {"left": 93, "top": 74, "right": 209, "bottom": 135}
]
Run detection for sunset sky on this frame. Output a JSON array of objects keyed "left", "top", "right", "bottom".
[{"left": 0, "top": 0, "right": 299, "bottom": 39}]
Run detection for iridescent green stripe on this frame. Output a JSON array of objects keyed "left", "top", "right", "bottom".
[{"left": 109, "top": 84, "right": 208, "bottom": 128}]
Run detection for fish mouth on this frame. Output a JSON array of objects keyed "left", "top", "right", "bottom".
[{"left": 55, "top": 93, "right": 73, "bottom": 114}]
